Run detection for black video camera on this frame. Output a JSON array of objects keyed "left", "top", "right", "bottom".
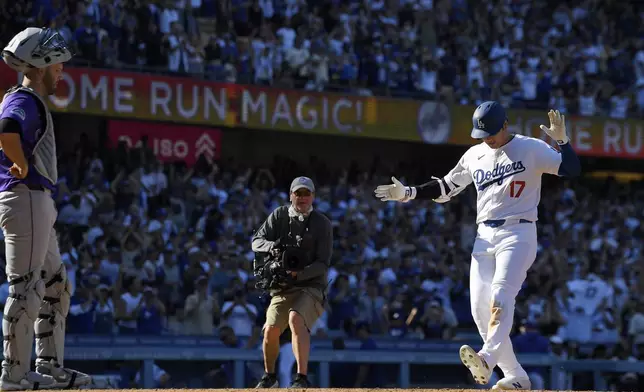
[{"left": 254, "top": 237, "right": 310, "bottom": 292}]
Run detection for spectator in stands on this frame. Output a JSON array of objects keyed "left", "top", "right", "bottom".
[
  {"left": 385, "top": 292, "right": 411, "bottom": 338},
  {"left": 352, "top": 322, "right": 383, "bottom": 388},
  {"left": 166, "top": 21, "right": 190, "bottom": 73},
  {"left": 68, "top": 286, "right": 96, "bottom": 334},
  {"left": 116, "top": 276, "right": 144, "bottom": 334},
  {"left": 357, "top": 279, "right": 387, "bottom": 335},
  {"left": 627, "top": 300, "right": 644, "bottom": 349},
  {"left": 2, "top": 0, "right": 639, "bottom": 118},
  {"left": 418, "top": 298, "right": 458, "bottom": 340},
  {"left": 327, "top": 274, "right": 357, "bottom": 331},
  {"left": 93, "top": 284, "right": 116, "bottom": 335},
  {"left": 183, "top": 275, "right": 220, "bottom": 335},
  {"left": 513, "top": 320, "right": 550, "bottom": 390},
  {"left": 136, "top": 286, "right": 166, "bottom": 335},
  {"left": 74, "top": 16, "right": 100, "bottom": 64},
  {"left": 221, "top": 289, "right": 258, "bottom": 337}
]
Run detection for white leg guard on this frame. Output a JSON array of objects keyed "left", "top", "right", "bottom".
[
  {"left": 34, "top": 265, "right": 69, "bottom": 367},
  {"left": 2, "top": 271, "right": 45, "bottom": 382},
  {"left": 34, "top": 265, "right": 91, "bottom": 388}
]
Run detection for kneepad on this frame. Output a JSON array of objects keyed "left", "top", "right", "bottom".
[
  {"left": 5, "top": 271, "right": 45, "bottom": 323},
  {"left": 43, "top": 265, "right": 71, "bottom": 317}
]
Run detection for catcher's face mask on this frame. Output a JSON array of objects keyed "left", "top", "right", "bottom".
[{"left": 34, "top": 29, "right": 75, "bottom": 62}]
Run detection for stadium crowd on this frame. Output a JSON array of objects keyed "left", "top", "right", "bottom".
[
  {"left": 1, "top": 0, "right": 644, "bottom": 117},
  {"left": 1, "top": 0, "right": 644, "bottom": 389},
  {"left": 0, "top": 136, "right": 641, "bottom": 357}
]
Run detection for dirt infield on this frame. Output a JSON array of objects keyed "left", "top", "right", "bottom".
[{"left": 65, "top": 389, "right": 581, "bottom": 392}]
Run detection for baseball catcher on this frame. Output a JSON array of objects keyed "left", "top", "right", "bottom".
[{"left": 0, "top": 27, "right": 91, "bottom": 390}]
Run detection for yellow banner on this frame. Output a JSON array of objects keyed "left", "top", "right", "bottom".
[
  {"left": 0, "top": 63, "right": 452, "bottom": 144},
  {"left": 450, "top": 105, "right": 644, "bottom": 159}
]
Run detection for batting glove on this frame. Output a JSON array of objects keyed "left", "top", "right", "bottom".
[
  {"left": 374, "top": 176, "right": 414, "bottom": 202},
  {"left": 539, "top": 109, "right": 569, "bottom": 145}
]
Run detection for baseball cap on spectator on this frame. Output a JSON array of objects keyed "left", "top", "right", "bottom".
[
  {"left": 470, "top": 101, "right": 508, "bottom": 139},
  {"left": 290, "top": 177, "right": 315, "bottom": 193}
]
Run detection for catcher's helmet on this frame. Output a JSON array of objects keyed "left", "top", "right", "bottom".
[
  {"left": 2, "top": 27, "right": 73, "bottom": 73},
  {"left": 470, "top": 101, "right": 508, "bottom": 139}
]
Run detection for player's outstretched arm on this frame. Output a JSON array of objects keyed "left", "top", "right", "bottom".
[
  {"left": 539, "top": 110, "right": 581, "bottom": 177},
  {"left": 374, "top": 157, "right": 472, "bottom": 203}
]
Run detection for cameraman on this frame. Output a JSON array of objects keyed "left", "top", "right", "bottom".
[{"left": 252, "top": 177, "right": 332, "bottom": 388}]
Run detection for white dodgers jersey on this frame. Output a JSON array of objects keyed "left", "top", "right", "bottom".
[
  {"left": 567, "top": 276, "right": 613, "bottom": 316},
  {"left": 443, "top": 134, "right": 563, "bottom": 223}
]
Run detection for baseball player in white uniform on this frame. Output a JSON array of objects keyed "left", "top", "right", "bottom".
[{"left": 375, "top": 101, "right": 581, "bottom": 390}]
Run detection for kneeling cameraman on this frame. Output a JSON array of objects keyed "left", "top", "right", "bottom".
[{"left": 252, "top": 176, "right": 332, "bottom": 388}]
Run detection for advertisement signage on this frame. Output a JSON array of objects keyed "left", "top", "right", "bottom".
[
  {"left": 107, "top": 120, "right": 221, "bottom": 166},
  {"left": 2, "top": 63, "right": 641, "bottom": 159},
  {"left": 0, "top": 63, "right": 448, "bottom": 144}
]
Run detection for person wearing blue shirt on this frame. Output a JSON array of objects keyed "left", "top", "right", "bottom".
[
  {"left": 512, "top": 320, "right": 550, "bottom": 389},
  {"left": 136, "top": 287, "right": 166, "bottom": 335},
  {"left": 67, "top": 287, "right": 96, "bottom": 334},
  {"left": 353, "top": 322, "right": 383, "bottom": 388}
]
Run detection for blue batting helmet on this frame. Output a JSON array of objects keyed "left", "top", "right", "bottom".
[{"left": 470, "top": 101, "right": 508, "bottom": 139}]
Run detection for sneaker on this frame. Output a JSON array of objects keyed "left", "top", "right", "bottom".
[
  {"left": 289, "top": 374, "right": 311, "bottom": 388},
  {"left": 35, "top": 360, "right": 92, "bottom": 389},
  {"left": 492, "top": 376, "right": 532, "bottom": 390},
  {"left": 255, "top": 373, "right": 279, "bottom": 388},
  {"left": 0, "top": 371, "right": 56, "bottom": 391},
  {"left": 459, "top": 345, "right": 493, "bottom": 385}
]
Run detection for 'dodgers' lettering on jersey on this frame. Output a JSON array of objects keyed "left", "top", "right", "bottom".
[{"left": 474, "top": 161, "right": 526, "bottom": 191}]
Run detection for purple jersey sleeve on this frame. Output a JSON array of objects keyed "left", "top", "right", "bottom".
[{"left": 0, "top": 92, "right": 42, "bottom": 143}]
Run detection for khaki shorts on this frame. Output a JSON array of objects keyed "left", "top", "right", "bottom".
[{"left": 265, "top": 287, "right": 324, "bottom": 332}]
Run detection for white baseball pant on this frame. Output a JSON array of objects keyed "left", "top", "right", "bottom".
[{"left": 469, "top": 221, "right": 537, "bottom": 379}]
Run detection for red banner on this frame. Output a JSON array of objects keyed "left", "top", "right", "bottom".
[{"left": 108, "top": 120, "right": 222, "bottom": 166}]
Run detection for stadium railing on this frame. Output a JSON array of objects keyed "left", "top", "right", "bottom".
[{"left": 24, "top": 335, "right": 642, "bottom": 390}]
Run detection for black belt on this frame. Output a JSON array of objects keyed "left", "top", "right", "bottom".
[
  {"left": 25, "top": 184, "right": 47, "bottom": 192},
  {"left": 482, "top": 219, "right": 533, "bottom": 228}
]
